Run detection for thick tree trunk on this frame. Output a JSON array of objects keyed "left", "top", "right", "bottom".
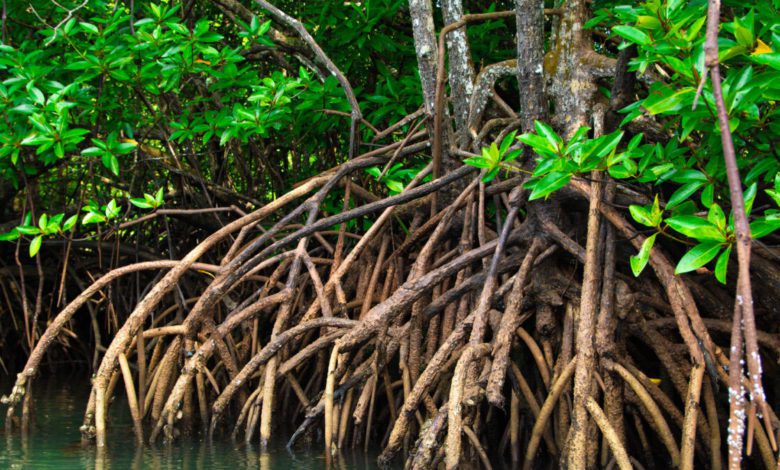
[
  {"left": 408, "top": 0, "right": 438, "bottom": 118},
  {"left": 441, "top": 0, "right": 475, "bottom": 148},
  {"left": 515, "top": 0, "right": 546, "bottom": 131}
]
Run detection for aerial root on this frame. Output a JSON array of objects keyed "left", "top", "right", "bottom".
[{"left": 4, "top": 149, "right": 779, "bottom": 469}]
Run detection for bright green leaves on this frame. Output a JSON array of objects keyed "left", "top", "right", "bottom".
[
  {"left": 212, "top": 71, "right": 307, "bottom": 146},
  {"left": 666, "top": 216, "right": 726, "bottom": 242},
  {"left": 675, "top": 242, "right": 723, "bottom": 274},
  {"left": 663, "top": 209, "right": 730, "bottom": 281},
  {"left": 628, "top": 197, "right": 663, "bottom": 276},
  {"left": 643, "top": 86, "right": 695, "bottom": 115},
  {"left": 29, "top": 235, "right": 42, "bottom": 257},
  {"left": 714, "top": 245, "right": 732, "bottom": 284},
  {"left": 766, "top": 174, "right": 780, "bottom": 207},
  {"left": 521, "top": 121, "right": 636, "bottom": 201},
  {"left": 626, "top": 194, "right": 739, "bottom": 281},
  {"left": 365, "top": 163, "right": 427, "bottom": 195},
  {"left": 613, "top": 25, "right": 651, "bottom": 46},
  {"left": 533, "top": 121, "right": 563, "bottom": 153},
  {"left": 130, "top": 188, "right": 165, "bottom": 210},
  {"left": 63, "top": 214, "right": 78, "bottom": 232},
  {"left": 82, "top": 199, "right": 121, "bottom": 225},
  {"left": 82, "top": 132, "right": 137, "bottom": 176},
  {"left": 630, "top": 196, "right": 663, "bottom": 228},
  {"left": 528, "top": 172, "right": 572, "bottom": 201},
  {"left": 630, "top": 234, "right": 656, "bottom": 276},
  {"left": 1, "top": 187, "right": 166, "bottom": 257},
  {"left": 750, "top": 219, "right": 780, "bottom": 239},
  {"left": 731, "top": 10, "right": 755, "bottom": 52},
  {"left": 1, "top": 211, "right": 78, "bottom": 257},
  {"left": 464, "top": 131, "right": 521, "bottom": 183},
  {"left": 0, "top": 229, "right": 19, "bottom": 242}
]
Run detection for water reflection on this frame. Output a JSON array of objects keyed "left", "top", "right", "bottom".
[{"left": 1, "top": 374, "right": 391, "bottom": 469}]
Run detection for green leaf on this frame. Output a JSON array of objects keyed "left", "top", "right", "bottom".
[
  {"left": 675, "top": 242, "right": 722, "bottom": 274},
  {"left": 0, "top": 229, "right": 20, "bottom": 241},
  {"left": 16, "top": 225, "right": 41, "bottom": 235},
  {"left": 594, "top": 131, "right": 624, "bottom": 158},
  {"left": 518, "top": 133, "right": 558, "bottom": 156},
  {"left": 528, "top": 171, "right": 571, "bottom": 200},
  {"left": 130, "top": 198, "right": 153, "bottom": 209},
  {"left": 386, "top": 180, "right": 404, "bottom": 193},
  {"left": 613, "top": 25, "right": 651, "bottom": 46},
  {"left": 667, "top": 181, "right": 705, "bottom": 209},
  {"left": 666, "top": 216, "right": 725, "bottom": 242},
  {"left": 80, "top": 22, "right": 99, "bottom": 35},
  {"left": 155, "top": 187, "right": 165, "bottom": 206},
  {"left": 102, "top": 154, "right": 119, "bottom": 176},
  {"left": 733, "top": 17, "right": 753, "bottom": 48},
  {"left": 534, "top": 121, "right": 562, "bottom": 152},
  {"left": 503, "top": 149, "right": 522, "bottom": 163},
  {"left": 750, "top": 218, "right": 780, "bottom": 239},
  {"left": 82, "top": 211, "right": 106, "bottom": 225},
  {"left": 630, "top": 233, "right": 656, "bottom": 276},
  {"left": 105, "top": 199, "right": 120, "bottom": 219},
  {"left": 751, "top": 53, "right": 780, "bottom": 70},
  {"left": 644, "top": 88, "right": 695, "bottom": 115},
  {"left": 564, "top": 127, "right": 591, "bottom": 155},
  {"left": 81, "top": 147, "right": 104, "bottom": 157},
  {"left": 715, "top": 245, "right": 732, "bottom": 284},
  {"left": 485, "top": 143, "right": 500, "bottom": 165},
  {"left": 701, "top": 184, "right": 714, "bottom": 208},
  {"left": 673, "top": 170, "right": 708, "bottom": 184},
  {"left": 482, "top": 167, "right": 500, "bottom": 183},
  {"left": 62, "top": 214, "right": 78, "bottom": 232},
  {"left": 499, "top": 131, "right": 517, "bottom": 156},
  {"left": 464, "top": 156, "right": 492, "bottom": 169},
  {"left": 114, "top": 142, "right": 137, "bottom": 154},
  {"left": 650, "top": 195, "right": 663, "bottom": 226},
  {"left": 708, "top": 204, "right": 726, "bottom": 231},
  {"left": 744, "top": 183, "right": 757, "bottom": 217},
  {"left": 629, "top": 204, "right": 655, "bottom": 227},
  {"left": 29, "top": 235, "right": 42, "bottom": 257}
]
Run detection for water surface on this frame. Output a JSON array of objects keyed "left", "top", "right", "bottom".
[{"left": 1, "top": 373, "right": 387, "bottom": 469}]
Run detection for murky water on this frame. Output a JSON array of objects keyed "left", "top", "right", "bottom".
[{"left": 1, "top": 373, "right": 388, "bottom": 469}]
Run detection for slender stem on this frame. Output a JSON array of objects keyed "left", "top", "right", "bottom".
[{"left": 704, "top": 0, "right": 775, "bottom": 465}]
